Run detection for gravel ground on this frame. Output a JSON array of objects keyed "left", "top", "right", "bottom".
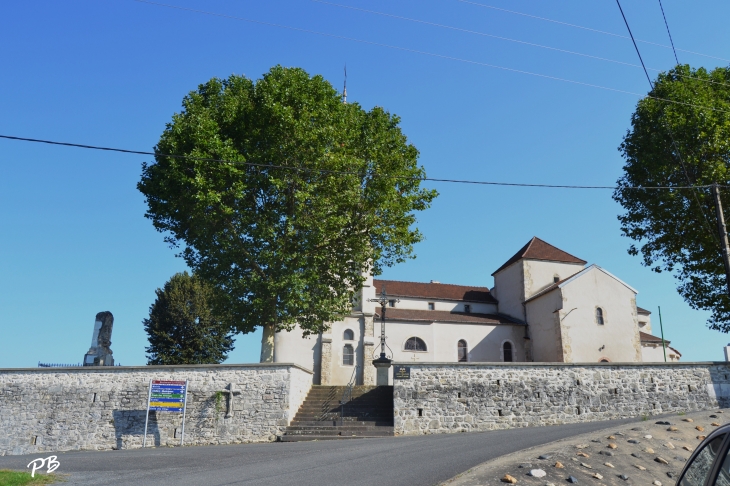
[{"left": 442, "top": 409, "right": 729, "bottom": 486}]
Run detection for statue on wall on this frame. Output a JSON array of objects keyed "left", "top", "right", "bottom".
[{"left": 83, "top": 311, "right": 114, "bottom": 366}]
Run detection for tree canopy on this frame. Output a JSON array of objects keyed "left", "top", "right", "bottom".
[
  {"left": 138, "top": 66, "right": 437, "bottom": 360},
  {"left": 614, "top": 64, "right": 730, "bottom": 331},
  {"left": 144, "top": 271, "right": 235, "bottom": 365}
]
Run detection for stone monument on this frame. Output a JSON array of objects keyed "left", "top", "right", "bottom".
[{"left": 83, "top": 311, "right": 114, "bottom": 366}]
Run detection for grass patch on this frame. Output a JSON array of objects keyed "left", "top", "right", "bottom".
[
  {"left": 0, "top": 470, "right": 60, "bottom": 485},
  {"left": 678, "top": 410, "right": 686, "bottom": 416}
]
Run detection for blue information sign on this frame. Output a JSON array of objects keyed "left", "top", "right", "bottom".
[
  {"left": 149, "top": 381, "right": 187, "bottom": 412},
  {"left": 143, "top": 379, "right": 189, "bottom": 447}
]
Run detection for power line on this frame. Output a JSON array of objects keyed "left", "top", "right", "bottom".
[
  {"left": 614, "top": 0, "right": 720, "bottom": 245},
  {"left": 657, "top": 0, "right": 679, "bottom": 64},
  {"left": 457, "top": 0, "right": 730, "bottom": 64},
  {"left": 614, "top": 0, "right": 653, "bottom": 88},
  {"left": 1, "top": 134, "right": 725, "bottom": 191},
  {"left": 314, "top": 0, "right": 730, "bottom": 90},
  {"left": 133, "top": 0, "right": 730, "bottom": 116}
]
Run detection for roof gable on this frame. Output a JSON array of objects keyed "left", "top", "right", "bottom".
[
  {"left": 373, "top": 279, "right": 497, "bottom": 304},
  {"left": 524, "top": 264, "right": 637, "bottom": 304},
  {"left": 492, "top": 237, "right": 587, "bottom": 276}
]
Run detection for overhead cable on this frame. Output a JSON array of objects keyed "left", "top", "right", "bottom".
[
  {"left": 133, "top": 0, "right": 730, "bottom": 115},
  {"left": 313, "top": 0, "right": 730, "bottom": 90},
  {"left": 657, "top": 0, "right": 679, "bottom": 65},
  {"left": 457, "top": 0, "right": 729, "bottom": 64},
  {"left": 1, "top": 134, "right": 725, "bottom": 191},
  {"left": 614, "top": 0, "right": 720, "bottom": 244}
]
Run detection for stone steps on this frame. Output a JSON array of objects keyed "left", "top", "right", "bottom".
[
  {"left": 281, "top": 385, "right": 394, "bottom": 441},
  {"left": 290, "top": 420, "right": 394, "bottom": 427}
]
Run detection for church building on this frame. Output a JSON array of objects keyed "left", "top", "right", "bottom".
[{"left": 274, "top": 237, "right": 681, "bottom": 385}]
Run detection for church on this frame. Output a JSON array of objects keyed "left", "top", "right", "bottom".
[{"left": 274, "top": 237, "right": 682, "bottom": 385}]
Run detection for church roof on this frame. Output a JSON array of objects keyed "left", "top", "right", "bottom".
[
  {"left": 492, "top": 237, "right": 587, "bottom": 276},
  {"left": 640, "top": 331, "right": 669, "bottom": 344},
  {"left": 373, "top": 279, "right": 497, "bottom": 304},
  {"left": 637, "top": 307, "right": 651, "bottom": 315},
  {"left": 374, "top": 308, "right": 523, "bottom": 325}
]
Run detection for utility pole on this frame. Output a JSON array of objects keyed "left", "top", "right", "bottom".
[{"left": 711, "top": 183, "right": 730, "bottom": 297}]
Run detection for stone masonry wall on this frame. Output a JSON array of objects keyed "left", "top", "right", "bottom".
[
  {"left": 0, "top": 363, "right": 312, "bottom": 456},
  {"left": 393, "top": 362, "right": 730, "bottom": 436}
]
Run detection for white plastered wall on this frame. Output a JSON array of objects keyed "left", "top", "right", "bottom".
[
  {"left": 525, "top": 290, "right": 565, "bottom": 362},
  {"left": 328, "top": 316, "right": 366, "bottom": 385},
  {"left": 642, "top": 342, "right": 681, "bottom": 362},
  {"left": 274, "top": 326, "right": 321, "bottom": 383},
  {"left": 492, "top": 262, "right": 526, "bottom": 321},
  {"left": 391, "top": 297, "right": 497, "bottom": 314},
  {"left": 523, "top": 260, "right": 585, "bottom": 298},
  {"left": 558, "top": 267, "right": 642, "bottom": 363},
  {"left": 493, "top": 260, "right": 584, "bottom": 321},
  {"left": 638, "top": 313, "right": 652, "bottom": 333}
]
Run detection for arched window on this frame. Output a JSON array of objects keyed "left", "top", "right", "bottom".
[
  {"left": 596, "top": 307, "right": 605, "bottom": 325},
  {"left": 458, "top": 340, "right": 468, "bottom": 362},
  {"left": 343, "top": 344, "right": 354, "bottom": 365},
  {"left": 503, "top": 341, "right": 513, "bottom": 362},
  {"left": 343, "top": 329, "right": 354, "bottom": 341},
  {"left": 404, "top": 337, "right": 427, "bottom": 352}
]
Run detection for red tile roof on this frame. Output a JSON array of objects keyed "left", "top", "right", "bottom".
[
  {"left": 640, "top": 331, "right": 669, "bottom": 344},
  {"left": 373, "top": 279, "right": 497, "bottom": 304},
  {"left": 492, "top": 237, "right": 587, "bottom": 276},
  {"left": 374, "top": 308, "right": 523, "bottom": 325}
]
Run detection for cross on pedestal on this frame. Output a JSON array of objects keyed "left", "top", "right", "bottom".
[{"left": 219, "top": 383, "right": 241, "bottom": 418}]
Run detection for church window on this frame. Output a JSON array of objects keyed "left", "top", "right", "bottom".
[
  {"left": 502, "top": 341, "right": 513, "bottom": 362},
  {"left": 464, "top": 305, "right": 471, "bottom": 313},
  {"left": 388, "top": 299, "right": 396, "bottom": 307},
  {"left": 428, "top": 302, "right": 435, "bottom": 311},
  {"left": 554, "top": 275, "right": 560, "bottom": 283},
  {"left": 596, "top": 307, "right": 605, "bottom": 325},
  {"left": 343, "top": 344, "right": 354, "bottom": 365},
  {"left": 458, "top": 340, "right": 468, "bottom": 362},
  {"left": 405, "top": 337, "right": 427, "bottom": 352},
  {"left": 343, "top": 329, "right": 354, "bottom": 341}
]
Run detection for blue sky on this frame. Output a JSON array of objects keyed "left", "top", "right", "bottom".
[{"left": 1, "top": 0, "right": 729, "bottom": 367}]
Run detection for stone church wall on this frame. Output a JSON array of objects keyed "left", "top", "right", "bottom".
[
  {"left": 393, "top": 362, "right": 730, "bottom": 436},
  {"left": 0, "top": 363, "right": 312, "bottom": 456}
]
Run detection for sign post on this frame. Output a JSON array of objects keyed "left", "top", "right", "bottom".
[{"left": 143, "top": 379, "right": 188, "bottom": 448}]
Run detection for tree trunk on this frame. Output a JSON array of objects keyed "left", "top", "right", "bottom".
[{"left": 260, "top": 322, "right": 275, "bottom": 363}]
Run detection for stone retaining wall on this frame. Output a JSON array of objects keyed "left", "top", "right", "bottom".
[
  {"left": 393, "top": 362, "right": 730, "bottom": 436},
  {"left": 0, "top": 363, "right": 312, "bottom": 456}
]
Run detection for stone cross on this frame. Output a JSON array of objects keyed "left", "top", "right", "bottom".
[
  {"left": 219, "top": 383, "right": 241, "bottom": 418},
  {"left": 410, "top": 354, "right": 420, "bottom": 362},
  {"left": 83, "top": 311, "right": 114, "bottom": 366}
]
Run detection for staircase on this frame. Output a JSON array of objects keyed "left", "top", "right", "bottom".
[{"left": 280, "top": 385, "right": 394, "bottom": 441}]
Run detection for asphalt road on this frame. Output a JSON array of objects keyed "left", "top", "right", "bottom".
[{"left": 0, "top": 418, "right": 645, "bottom": 486}]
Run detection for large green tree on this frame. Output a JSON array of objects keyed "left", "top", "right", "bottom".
[
  {"left": 144, "top": 271, "right": 235, "bottom": 365},
  {"left": 614, "top": 65, "right": 730, "bottom": 331},
  {"left": 138, "top": 66, "right": 437, "bottom": 361}
]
